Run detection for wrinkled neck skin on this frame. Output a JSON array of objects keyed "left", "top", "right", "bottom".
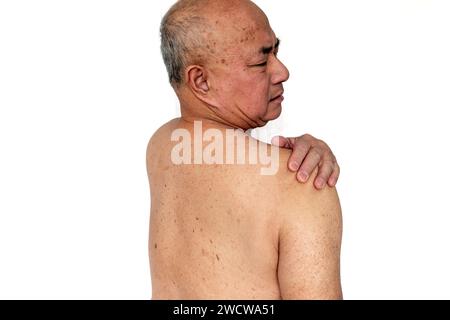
[{"left": 177, "top": 91, "right": 267, "bottom": 132}]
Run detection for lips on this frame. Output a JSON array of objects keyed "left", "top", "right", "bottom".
[{"left": 270, "top": 91, "right": 284, "bottom": 101}]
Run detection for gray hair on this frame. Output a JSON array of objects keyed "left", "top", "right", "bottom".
[{"left": 160, "top": 1, "right": 208, "bottom": 88}]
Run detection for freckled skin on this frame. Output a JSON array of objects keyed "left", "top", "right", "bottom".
[
  {"left": 147, "top": 120, "right": 283, "bottom": 299},
  {"left": 177, "top": 0, "right": 289, "bottom": 130},
  {"left": 149, "top": 0, "right": 342, "bottom": 300},
  {"left": 147, "top": 120, "right": 342, "bottom": 300}
]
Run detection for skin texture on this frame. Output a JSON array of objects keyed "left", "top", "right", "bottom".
[
  {"left": 147, "top": 120, "right": 343, "bottom": 299},
  {"left": 272, "top": 135, "right": 340, "bottom": 189},
  {"left": 174, "top": 0, "right": 289, "bottom": 129},
  {"left": 166, "top": 0, "right": 340, "bottom": 188},
  {"left": 148, "top": 0, "right": 343, "bottom": 299}
]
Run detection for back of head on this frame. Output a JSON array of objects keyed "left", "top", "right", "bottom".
[{"left": 160, "top": 0, "right": 208, "bottom": 87}]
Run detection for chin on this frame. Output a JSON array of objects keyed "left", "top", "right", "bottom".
[{"left": 263, "top": 106, "right": 282, "bottom": 122}]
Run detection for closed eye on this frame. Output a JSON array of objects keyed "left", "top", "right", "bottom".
[{"left": 254, "top": 61, "right": 267, "bottom": 67}]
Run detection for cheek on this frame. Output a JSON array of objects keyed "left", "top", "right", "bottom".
[
  {"left": 216, "top": 71, "right": 270, "bottom": 114},
  {"left": 235, "top": 80, "right": 270, "bottom": 117},
  {"left": 248, "top": 81, "right": 270, "bottom": 109}
]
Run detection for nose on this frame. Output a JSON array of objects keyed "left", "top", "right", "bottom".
[{"left": 271, "top": 56, "right": 290, "bottom": 84}]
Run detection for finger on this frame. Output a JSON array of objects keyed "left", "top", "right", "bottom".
[
  {"left": 288, "top": 139, "right": 311, "bottom": 172},
  {"left": 327, "top": 162, "right": 341, "bottom": 187},
  {"left": 296, "top": 147, "right": 322, "bottom": 182},
  {"left": 271, "top": 136, "right": 289, "bottom": 148},
  {"left": 314, "top": 159, "right": 335, "bottom": 190},
  {"left": 271, "top": 136, "right": 296, "bottom": 149}
]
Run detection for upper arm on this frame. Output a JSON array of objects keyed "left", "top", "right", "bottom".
[{"left": 276, "top": 173, "right": 343, "bottom": 300}]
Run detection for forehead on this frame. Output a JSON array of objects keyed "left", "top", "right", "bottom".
[
  {"left": 203, "top": 6, "right": 276, "bottom": 62},
  {"left": 229, "top": 25, "right": 277, "bottom": 59}
]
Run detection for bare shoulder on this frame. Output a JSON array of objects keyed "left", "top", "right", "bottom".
[
  {"left": 274, "top": 147, "right": 343, "bottom": 299},
  {"left": 268, "top": 146, "right": 342, "bottom": 231},
  {"left": 276, "top": 148, "right": 342, "bottom": 221},
  {"left": 146, "top": 118, "right": 181, "bottom": 174},
  {"left": 146, "top": 118, "right": 179, "bottom": 157}
]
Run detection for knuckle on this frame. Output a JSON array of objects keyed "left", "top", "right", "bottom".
[
  {"left": 326, "top": 154, "right": 337, "bottom": 164},
  {"left": 293, "top": 142, "right": 309, "bottom": 155},
  {"left": 323, "top": 159, "right": 335, "bottom": 167},
  {"left": 321, "top": 161, "right": 335, "bottom": 174},
  {"left": 320, "top": 140, "right": 331, "bottom": 150},
  {"left": 312, "top": 137, "right": 329, "bottom": 148},
  {"left": 317, "top": 170, "right": 329, "bottom": 179},
  {"left": 309, "top": 148, "right": 323, "bottom": 161},
  {"left": 310, "top": 147, "right": 324, "bottom": 159},
  {"left": 300, "top": 158, "right": 315, "bottom": 171}
]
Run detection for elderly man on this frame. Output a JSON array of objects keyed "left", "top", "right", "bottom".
[{"left": 147, "top": 0, "right": 342, "bottom": 299}]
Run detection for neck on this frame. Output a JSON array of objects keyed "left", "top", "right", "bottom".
[
  {"left": 180, "top": 111, "right": 240, "bottom": 131},
  {"left": 179, "top": 101, "right": 265, "bottom": 131}
]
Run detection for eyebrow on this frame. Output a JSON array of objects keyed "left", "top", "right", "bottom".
[{"left": 260, "top": 38, "right": 281, "bottom": 55}]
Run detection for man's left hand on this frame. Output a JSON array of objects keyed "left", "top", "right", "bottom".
[{"left": 271, "top": 134, "right": 340, "bottom": 190}]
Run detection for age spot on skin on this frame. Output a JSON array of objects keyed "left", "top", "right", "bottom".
[
  {"left": 154, "top": 243, "right": 157, "bottom": 249},
  {"left": 216, "top": 254, "right": 220, "bottom": 261}
]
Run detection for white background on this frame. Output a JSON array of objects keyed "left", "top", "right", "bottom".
[{"left": 0, "top": 0, "right": 449, "bottom": 299}]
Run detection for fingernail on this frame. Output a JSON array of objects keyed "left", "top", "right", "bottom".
[
  {"left": 316, "top": 178, "right": 325, "bottom": 189},
  {"left": 290, "top": 161, "right": 300, "bottom": 171},
  {"left": 299, "top": 171, "right": 309, "bottom": 182},
  {"left": 329, "top": 178, "right": 336, "bottom": 186}
]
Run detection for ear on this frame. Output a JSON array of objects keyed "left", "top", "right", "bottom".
[{"left": 186, "top": 65, "right": 210, "bottom": 97}]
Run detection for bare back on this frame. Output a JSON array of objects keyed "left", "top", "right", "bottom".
[
  {"left": 147, "top": 119, "right": 284, "bottom": 299},
  {"left": 146, "top": 118, "right": 342, "bottom": 300}
]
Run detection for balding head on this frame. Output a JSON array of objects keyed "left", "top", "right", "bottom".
[
  {"left": 160, "top": 0, "right": 268, "bottom": 87},
  {"left": 160, "top": 0, "right": 289, "bottom": 130}
]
